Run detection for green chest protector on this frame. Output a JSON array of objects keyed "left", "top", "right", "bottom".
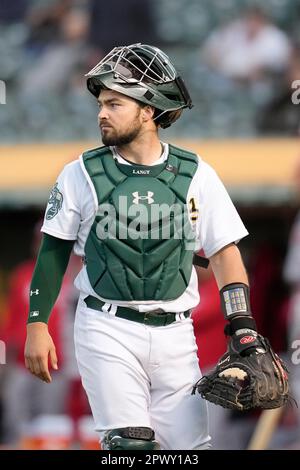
[{"left": 82, "top": 145, "right": 198, "bottom": 302}]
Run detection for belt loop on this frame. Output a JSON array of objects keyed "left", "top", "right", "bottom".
[
  {"left": 102, "top": 303, "right": 111, "bottom": 313},
  {"left": 175, "top": 311, "right": 190, "bottom": 322},
  {"left": 109, "top": 305, "right": 118, "bottom": 316},
  {"left": 102, "top": 303, "right": 118, "bottom": 316}
]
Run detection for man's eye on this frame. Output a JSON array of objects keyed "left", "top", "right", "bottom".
[{"left": 97, "top": 102, "right": 120, "bottom": 109}]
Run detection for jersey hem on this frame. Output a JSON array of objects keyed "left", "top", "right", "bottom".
[{"left": 204, "top": 232, "right": 249, "bottom": 258}]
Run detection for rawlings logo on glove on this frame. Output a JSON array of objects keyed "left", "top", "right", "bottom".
[{"left": 192, "top": 331, "right": 289, "bottom": 411}]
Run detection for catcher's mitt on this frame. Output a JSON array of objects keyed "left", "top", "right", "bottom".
[{"left": 192, "top": 333, "right": 289, "bottom": 411}]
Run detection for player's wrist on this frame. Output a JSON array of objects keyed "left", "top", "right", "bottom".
[
  {"left": 26, "top": 321, "right": 49, "bottom": 330},
  {"left": 219, "top": 282, "right": 257, "bottom": 336},
  {"left": 220, "top": 282, "right": 251, "bottom": 319}
]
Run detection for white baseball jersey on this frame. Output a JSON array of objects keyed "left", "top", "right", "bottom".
[{"left": 42, "top": 142, "right": 248, "bottom": 312}]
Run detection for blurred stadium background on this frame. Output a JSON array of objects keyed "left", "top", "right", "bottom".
[{"left": 0, "top": 0, "right": 300, "bottom": 450}]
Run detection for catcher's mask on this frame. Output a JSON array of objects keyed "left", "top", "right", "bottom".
[{"left": 85, "top": 43, "right": 193, "bottom": 129}]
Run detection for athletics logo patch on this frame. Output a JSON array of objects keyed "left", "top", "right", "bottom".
[{"left": 46, "top": 183, "right": 63, "bottom": 220}]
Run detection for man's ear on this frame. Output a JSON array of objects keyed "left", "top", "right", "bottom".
[{"left": 141, "top": 105, "right": 155, "bottom": 122}]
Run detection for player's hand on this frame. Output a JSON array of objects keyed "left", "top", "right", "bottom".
[{"left": 24, "top": 322, "right": 58, "bottom": 383}]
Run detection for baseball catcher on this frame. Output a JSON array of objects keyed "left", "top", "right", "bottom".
[
  {"left": 25, "top": 41, "right": 289, "bottom": 449},
  {"left": 192, "top": 282, "right": 289, "bottom": 411}
]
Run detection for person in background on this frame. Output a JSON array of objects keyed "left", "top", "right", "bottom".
[
  {"left": 0, "top": 221, "right": 78, "bottom": 445},
  {"left": 202, "top": 7, "right": 291, "bottom": 85},
  {"left": 283, "top": 154, "right": 300, "bottom": 418}
]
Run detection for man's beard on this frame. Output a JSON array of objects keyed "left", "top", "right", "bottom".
[{"left": 101, "top": 114, "right": 142, "bottom": 146}]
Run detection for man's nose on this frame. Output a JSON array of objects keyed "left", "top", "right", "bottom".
[{"left": 98, "top": 106, "right": 108, "bottom": 120}]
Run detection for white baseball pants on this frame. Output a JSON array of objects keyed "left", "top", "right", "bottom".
[{"left": 74, "top": 296, "right": 211, "bottom": 450}]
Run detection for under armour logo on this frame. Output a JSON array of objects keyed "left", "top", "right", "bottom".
[
  {"left": 132, "top": 191, "right": 154, "bottom": 204},
  {"left": 30, "top": 289, "right": 39, "bottom": 296}
]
